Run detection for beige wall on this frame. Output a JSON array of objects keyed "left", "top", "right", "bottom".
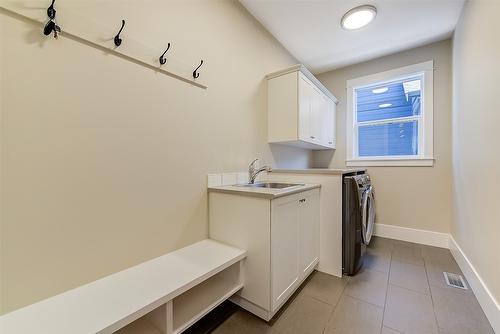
[
  {"left": 452, "top": 0, "right": 500, "bottom": 311},
  {"left": 0, "top": 1, "right": 309, "bottom": 313},
  {"left": 315, "top": 40, "right": 452, "bottom": 233},
  {"left": 0, "top": 20, "right": 3, "bottom": 313}
]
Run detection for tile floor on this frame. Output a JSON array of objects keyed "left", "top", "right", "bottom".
[{"left": 188, "top": 237, "right": 494, "bottom": 334}]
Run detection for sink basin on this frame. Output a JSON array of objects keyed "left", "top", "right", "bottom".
[{"left": 236, "top": 182, "right": 304, "bottom": 189}]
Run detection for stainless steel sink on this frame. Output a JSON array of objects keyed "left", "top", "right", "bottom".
[{"left": 236, "top": 182, "right": 304, "bottom": 189}]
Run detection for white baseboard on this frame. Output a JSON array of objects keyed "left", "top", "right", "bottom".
[
  {"left": 449, "top": 236, "right": 500, "bottom": 333},
  {"left": 373, "top": 223, "right": 450, "bottom": 248}
]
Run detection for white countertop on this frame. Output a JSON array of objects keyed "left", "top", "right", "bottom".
[
  {"left": 271, "top": 168, "right": 366, "bottom": 175},
  {"left": 208, "top": 182, "right": 320, "bottom": 199}
]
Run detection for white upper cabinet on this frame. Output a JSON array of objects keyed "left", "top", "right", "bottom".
[{"left": 267, "top": 65, "right": 337, "bottom": 150}]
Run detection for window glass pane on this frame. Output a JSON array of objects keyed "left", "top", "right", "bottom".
[
  {"left": 358, "top": 121, "right": 418, "bottom": 156},
  {"left": 356, "top": 76, "right": 422, "bottom": 123}
]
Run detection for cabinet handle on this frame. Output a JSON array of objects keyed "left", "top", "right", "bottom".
[
  {"left": 299, "top": 198, "right": 306, "bottom": 203},
  {"left": 328, "top": 141, "right": 333, "bottom": 144},
  {"left": 310, "top": 136, "right": 315, "bottom": 139}
]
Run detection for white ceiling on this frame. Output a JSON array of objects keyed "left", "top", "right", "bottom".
[{"left": 240, "top": 0, "right": 465, "bottom": 73}]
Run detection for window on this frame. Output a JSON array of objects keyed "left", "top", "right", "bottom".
[{"left": 346, "top": 61, "right": 434, "bottom": 166}]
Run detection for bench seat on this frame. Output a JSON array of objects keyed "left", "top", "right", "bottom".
[{"left": 0, "top": 239, "right": 246, "bottom": 334}]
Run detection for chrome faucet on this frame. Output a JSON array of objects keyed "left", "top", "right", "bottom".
[{"left": 248, "top": 158, "right": 272, "bottom": 184}]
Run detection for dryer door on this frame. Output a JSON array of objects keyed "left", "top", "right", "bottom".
[{"left": 361, "top": 185, "right": 375, "bottom": 245}]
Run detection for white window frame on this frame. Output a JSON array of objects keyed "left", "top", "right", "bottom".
[{"left": 346, "top": 61, "right": 434, "bottom": 167}]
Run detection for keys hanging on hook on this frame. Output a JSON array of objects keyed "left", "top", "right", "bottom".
[
  {"left": 47, "top": 0, "right": 56, "bottom": 19},
  {"left": 193, "top": 60, "right": 204, "bottom": 79},
  {"left": 52, "top": 23, "right": 61, "bottom": 39},
  {"left": 114, "top": 20, "right": 125, "bottom": 47},
  {"left": 53, "top": 23, "right": 61, "bottom": 39},
  {"left": 159, "top": 43, "right": 171, "bottom": 65},
  {"left": 43, "top": 21, "right": 61, "bottom": 39},
  {"left": 43, "top": 0, "right": 61, "bottom": 39}
]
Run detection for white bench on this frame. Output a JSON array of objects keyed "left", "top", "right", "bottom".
[{"left": 0, "top": 239, "right": 246, "bottom": 334}]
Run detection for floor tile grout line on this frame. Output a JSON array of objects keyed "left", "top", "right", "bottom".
[
  {"left": 380, "top": 241, "right": 394, "bottom": 334},
  {"left": 341, "top": 291, "right": 386, "bottom": 310},
  {"left": 387, "top": 282, "right": 435, "bottom": 297},
  {"left": 383, "top": 324, "right": 404, "bottom": 334},
  {"left": 389, "top": 259, "right": 430, "bottom": 295},
  {"left": 348, "top": 268, "right": 390, "bottom": 283},
  {"left": 321, "top": 276, "right": 350, "bottom": 334},
  {"left": 323, "top": 264, "right": 387, "bottom": 334},
  {"left": 322, "top": 277, "right": 349, "bottom": 331},
  {"left": 391, "top": 241, "right": 426, "bottom": 267},
  {"left": 390, "top": 257, "right": 425, "bottom": 267},
  {"left": 386, "top": 247, "right": 435, "bottom": 297},
  {"left": 306, "top": 294, "right": 339, "bottom": 307},
  {"left": 365, "top": 245, "right": 393, "bottom": 274},
  {"left": 382, "top": 239, "right": 443, "bottom": 333},
  {"left": 423, "top": 253, "right": 442, "bottom": 333},
  {"left": 388, "top": 282, "right": 431, "bottom": 296},
  {"left": 365, "top": 266, "right": 391, "bottom": 275}
]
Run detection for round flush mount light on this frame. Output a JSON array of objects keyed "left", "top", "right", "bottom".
[{"left": 341, "top": 5, "right": 377, "bottom": 30}]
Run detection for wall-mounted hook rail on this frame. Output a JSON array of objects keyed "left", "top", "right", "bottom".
[
  {"left": 114, "top": 19, "right": 125, "bottom": 47},
  {"left": 47, "top": 0, "right": 56, "bottom": 19},
  {"left": 193, "top": 60, "right": 203, "bottom": 79},
  {"left": 2, "top": 5, "right": 207, "bottom": 88},
  {"left": 159, "top": 43, "right": 171, "bottom": 65}
]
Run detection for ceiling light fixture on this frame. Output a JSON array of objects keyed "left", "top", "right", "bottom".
[
  {"left": 341, "top": 5, "right": 377, "bottom": 30},
  {"left": 379, "top": 103, "right": 392, "bottom": 108},
  {"left": 372, "top": 87, "right": 388, "bottom": 94}
]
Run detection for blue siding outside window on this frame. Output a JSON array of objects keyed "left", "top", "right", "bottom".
[
  {"left": 358, "top": 121, "right": 418, "bottom": 156},
  {"left": 355, "top": 76, "right": 422, "bottom": 157}
]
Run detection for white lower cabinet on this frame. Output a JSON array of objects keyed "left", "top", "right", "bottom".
[{"left": 208, "top": 188, "right": 320, "bottom": 321}]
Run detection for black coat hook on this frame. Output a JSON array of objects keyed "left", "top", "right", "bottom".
[
  {"left": 159, "top": 43, "right": 171, "bottom": 65},
  {"left": 47, "top": 0, "right": 56, "bottom": 20},
  {"left": 114, "top": 20, "right": 125, "bottom": 47},
  {"left": 193, "top": 60, "right": 203, "bottom": 79}
]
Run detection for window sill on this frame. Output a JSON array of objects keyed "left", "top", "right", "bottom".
[{"left": 346, "top": 158, "right": 434, "bottom": 167}]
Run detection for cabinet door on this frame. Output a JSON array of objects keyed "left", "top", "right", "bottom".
[
  {"left": 323, "top": 98, "right": 336, "bottom": 148},
  {"left": 298, "top": 190, "right": 320, "bottom": 278},
  {"left": 298, "top": 74, "right": 312, "bottom": 143},
  {"left": 271, "top": 196, "right": 299, "bottom": 311},
  {"left": 309, "top": 86, "right": 324, "bottom": 145}
]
